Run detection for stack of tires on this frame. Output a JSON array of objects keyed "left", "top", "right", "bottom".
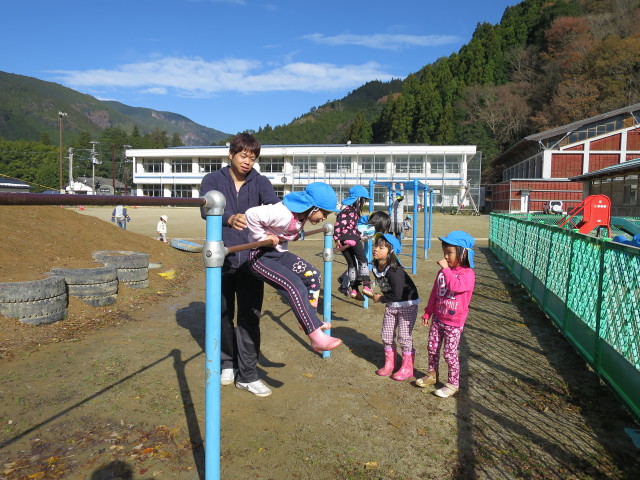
[
  {"left": 0, "top": 277, "right": 68, "bottom": 325},
  {"left": 48, "top": 266, "right": 118, "bottom": 307},
  {"left": 92, "top": 251, "right": 150, "bottom": 289}
]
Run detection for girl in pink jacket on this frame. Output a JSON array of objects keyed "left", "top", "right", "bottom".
[{"left": 417, "top": 231, "right": 476, "bottom": 398}]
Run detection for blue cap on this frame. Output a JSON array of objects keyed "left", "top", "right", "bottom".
[
  {"left": 282, "top": 182, "right": 340, "bottom": 213},
  {"left": 342, "top": 185, "right": 371, "bottom": 206},
  {"left": 438, "top": 231, "right": 475, "bottom": 268}
]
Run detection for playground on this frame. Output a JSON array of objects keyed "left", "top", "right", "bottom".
[{"left": 1, "top": 205, "right": 639, "bottom": 479}]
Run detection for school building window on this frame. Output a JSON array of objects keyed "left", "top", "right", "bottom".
[
  {"left": 171, "top": 184, "right": 193, "bottom": 198},
  {"left": 325, "top": 155, "right": 352, "bottom": 173},
  {"left": 394, "top": 155, "right": 425, "bottom": 174},
  {"left": 143, "top": 159, "right": 163, "bottom": 173},
  {"left": 142, "top": 185, "right": 162, "bottom": 196},
  {"left": 260, "top": 157, "right": 284, "bottom": 173},
  {"left": 293, "top": 155, "right": 319, "bottom": 173},
  {"left": 623, "top": 174, "right": 638, "bottom": 205},
  {"left": 198, "top": 158, "right": 222, "bottom": 173},
  {"left": 361, "top": 155, "right": 386, "bottom": 174},
  {"left": 171, "top": 158, "right": 192, "bottom": 173}
]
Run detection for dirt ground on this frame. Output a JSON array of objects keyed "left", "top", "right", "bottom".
[{"left": 1, "top": 205, "right": 639, "bottom": 480}]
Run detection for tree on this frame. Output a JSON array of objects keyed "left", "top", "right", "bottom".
[
  {"left": 171, "top": 132, "right": 184, "bottom": 147},
  {"left": 343, "top": 113, "right": 372, "bottom": 144}
]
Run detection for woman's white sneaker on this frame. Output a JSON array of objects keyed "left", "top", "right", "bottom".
[
  {"left": 221, "top": 368, "right": 236, "bottom": 386},
  {"left": 235, "top": 380, "right": 272, "bottom": 397}
]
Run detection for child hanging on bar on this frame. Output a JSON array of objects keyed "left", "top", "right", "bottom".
[
  {"left": 334, "top": 185, "right": 373, "bottom": 300},
  {"left": 245, "top": 182, "right": 343, "bottom": 353}
]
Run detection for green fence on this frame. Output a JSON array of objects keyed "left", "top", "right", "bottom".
[{"left": 489, "top": 213, "right": 640, "bottom": 422}]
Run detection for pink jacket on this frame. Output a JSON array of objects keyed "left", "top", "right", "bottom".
[
  {"left": 245, "top": 202, "right": 303, "bottom": 252},
  {"left": 423, "top": 266, "right": 475, "bottom": 328}
]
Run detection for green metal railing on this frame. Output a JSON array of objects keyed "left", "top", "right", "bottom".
[{"left": 489, "top": 213, "right": 640, "bottom": 422}]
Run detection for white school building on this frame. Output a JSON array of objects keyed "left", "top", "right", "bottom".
[{"left": 126, "top": 144, "right": 481, "bottom": 208}]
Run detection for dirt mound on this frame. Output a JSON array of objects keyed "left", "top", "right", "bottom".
[{"left": 0, "top": 205, "right": 201, "bottom": 360}]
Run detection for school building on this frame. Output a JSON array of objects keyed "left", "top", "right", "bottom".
[
  {"left": 489, "top": 102, "right": 640, "bottom": 213},
  {"left": 126, "top": 144, "right": 480, "bottom": 209}
]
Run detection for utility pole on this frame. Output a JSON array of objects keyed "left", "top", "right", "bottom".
[
  {"left": 68, "top": 148, "right": 74, "bottom": 193},
  {"left": 90, "top": 141, "right": 101, "bottom": 195},
  {"left": 122, "top": 145, "right": 132, "bottom": 196},
  {"left": 58, "top": 112, "right": 67, "bottom": 192},
  {"left": 111, "top": 145, "right": 116, "bottom": 191}
]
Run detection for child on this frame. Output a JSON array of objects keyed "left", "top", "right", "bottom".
[
  {"left": 156, "top": 215, "right": 168, "bottom": 242},
  {"left": 337, "top": 210, "right": 391, "bottom": 299},
  {"left": 417, "top": 231, "right": 476, "bottom": 398},
  {"left": 245, "top": 182, "right": 343, "bottom": 353},
  {"left": 333, "top": 185, "right": 372, "bottom": 300},
  {"left": 403, "top": 215, "right": 412, "bottom": 233},
  {"left": 369, "top": 233, "right": 420, "bottom": 381}
]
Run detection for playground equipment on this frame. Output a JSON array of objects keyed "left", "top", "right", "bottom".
[
  {"left": 456, "top": 182, "right": 480, "bottom": 215},
  {"left": 0, "top": 191, "right": 338, "bottom": 480},
  {"left": 556, "top": 194, "right": 612, "bottom": 237}
]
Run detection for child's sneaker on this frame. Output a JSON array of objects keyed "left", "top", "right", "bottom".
[
  {"left": 338, "top": 286, "right": 350, "bottom": 297},
  {"left": 434, "top": 383, "right": 459, "bottom": 398},
  {"left": 415, "top": 371, "right": 436, "bottom": 388},
  {"left": 362, "top": 285, "right": 374, "bottom": 297},
  {"left": 350, "top": 289, "right": 364, "bottom": 301}
]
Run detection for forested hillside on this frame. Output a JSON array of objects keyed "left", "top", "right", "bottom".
[{"left": 254, "top": 0, "right": 640, "bottom": 182}]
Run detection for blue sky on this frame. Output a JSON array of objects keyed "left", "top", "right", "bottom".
[{"left": 4, "top": 0, "right": 521, "bottom": 135}]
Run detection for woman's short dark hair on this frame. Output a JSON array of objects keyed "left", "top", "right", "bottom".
[
  {"left": 229, "top": 132, "right": 261, "bottom": 158},
  {"left": 441, "top": 241, "right": 470, "bottom": 267}
]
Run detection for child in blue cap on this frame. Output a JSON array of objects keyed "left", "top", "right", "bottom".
[
  {"left": 245, "top": 182, "right": 343, "bottom": 353},
  {"left": 417, "top": 230, "right": 476, "bottom": 398},
  {"left": 369, "top": 233, "right": 420, "bottom": 381},
  {"left": 334, "top": 185, "right": 373, "bottom": 300}
]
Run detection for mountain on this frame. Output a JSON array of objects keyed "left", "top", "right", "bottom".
[{"left": 0, "top": 71, "right": 229, "bottom": 145}]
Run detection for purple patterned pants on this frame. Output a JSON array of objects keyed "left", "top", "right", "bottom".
[
  {"left": 427, "top": 317, "right": 464, "bottom": 387},
  {"left": 381, "top": 304, "right": 418, "bottom": 353}
]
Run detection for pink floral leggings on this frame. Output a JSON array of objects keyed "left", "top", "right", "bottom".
[{"left": 427, "top": 317, "right": 464, "bottom": 387}]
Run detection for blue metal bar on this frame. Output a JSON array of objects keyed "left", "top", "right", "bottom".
[
  {"left": 322, "top": 224, "right": 335, "bottom": 359},
  {"left": 201, "top": 190, "right": 226, "bottom": 480}
]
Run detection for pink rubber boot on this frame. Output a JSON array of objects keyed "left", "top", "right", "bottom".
[
  {"left": 391, "top": 351, "right": 414, "bottom": 381},
  {"left": 308, "top": 328, "right": 342, "bottom": 352},
  {"left": 376, "top": 348, "right": 396, "bottom": 376}
]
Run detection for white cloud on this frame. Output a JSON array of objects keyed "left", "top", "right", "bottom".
[
  {"left": 51, "top": 56, "right": 396, "bottom": 96},
  {"left": 302, "top": 33, "right": 459, "bottom": 50}
]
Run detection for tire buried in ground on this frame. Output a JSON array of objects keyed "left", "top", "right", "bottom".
[
  {"left": 92, "top": 251, "right": 150, "bottom": 268},
  {"left": 169, "top": 238, "right": 203, "bottom": 253},
  {"left": 48, "top": 266, "right": 119, "bottom": 307},
  {"left": 0, "top": 276, "right": 68, "bottom": 325}
]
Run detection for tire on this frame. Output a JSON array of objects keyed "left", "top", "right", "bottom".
[
  {"left": 0, "top": 277, "right": 68, "bottom": 326},
  {"left": 80, "top": 294, "right": 118, "bottom": 307},
  {"left": 0, "top": 276, "right": 66, "bottom": 302},
  {"left": 49, "top": 266, "right": 117, "bottom": 284},
  {"left": 116, "top": 267, "right": 148, "bottom": 283},
  {"left": 92, "top": 251, "right": 150, "bottom": 268},
  {"left": 124, "top": 278, "right": 150, "bottom": 289},
  {"left": 170, "top": 238, "right": 203, "bottom": 253},
  {"left": 67, "top": 279, "right": 118, "bottom": 297},
  {"left": 20, "top": 309, "right": 68, "bottom": 326},
  {"left": 0, "top": 293, "right": 67, "bottom": 318}
]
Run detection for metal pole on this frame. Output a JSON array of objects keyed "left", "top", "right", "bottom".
[
  {"left": 68, "top": 148, "right": 74, "bottom": 194},
  {"left": 58, "top": 112, "right": 67, "bottom": 192},
  {"left": 202, "top": 190, "right": 226, "bottom": 480},
  {"left": 322, "top": 224, "right": 334, "bottom": 359}
]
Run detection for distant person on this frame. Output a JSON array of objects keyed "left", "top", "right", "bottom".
[
  {"left": 245, "top": 182, "right": 343, "bottom": 355},
  {"left": 199, "top": 132, "right": 281, "bottom": 398},
  {"left": 333, "top": 185, "right": 372, "bottom": 300},
  {"left": 111, "top": 205, "right": 130, "bottom": 229},
  {"left": 403, "top": 214, "right": 412, "bottom": 233},
  {"left": 368, "top": 233, "right": 420, "bottom": 381},
  {"left": 156, "top": 215, "right": 168, "bottom": 242},
  {"left": 390, "top": 191, "right": 404, "bottom": 240},
  {"left": 417, "top": 231, "right": 476, "bottom": 398}
]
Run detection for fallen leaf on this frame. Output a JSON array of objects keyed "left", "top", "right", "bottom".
[
  {"left": 364, "top": 461, "right": 378, "bottom": 470},
  {"left": 28, "top": 473, "right": 45, "bottom": 479},
  {"left": 302, "top": 373, "right": 313, "bottom": 378}
]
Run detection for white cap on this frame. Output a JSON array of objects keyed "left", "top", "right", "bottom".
[{"left": 160, "top": 215, "right": 168, "bottom": 221}]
